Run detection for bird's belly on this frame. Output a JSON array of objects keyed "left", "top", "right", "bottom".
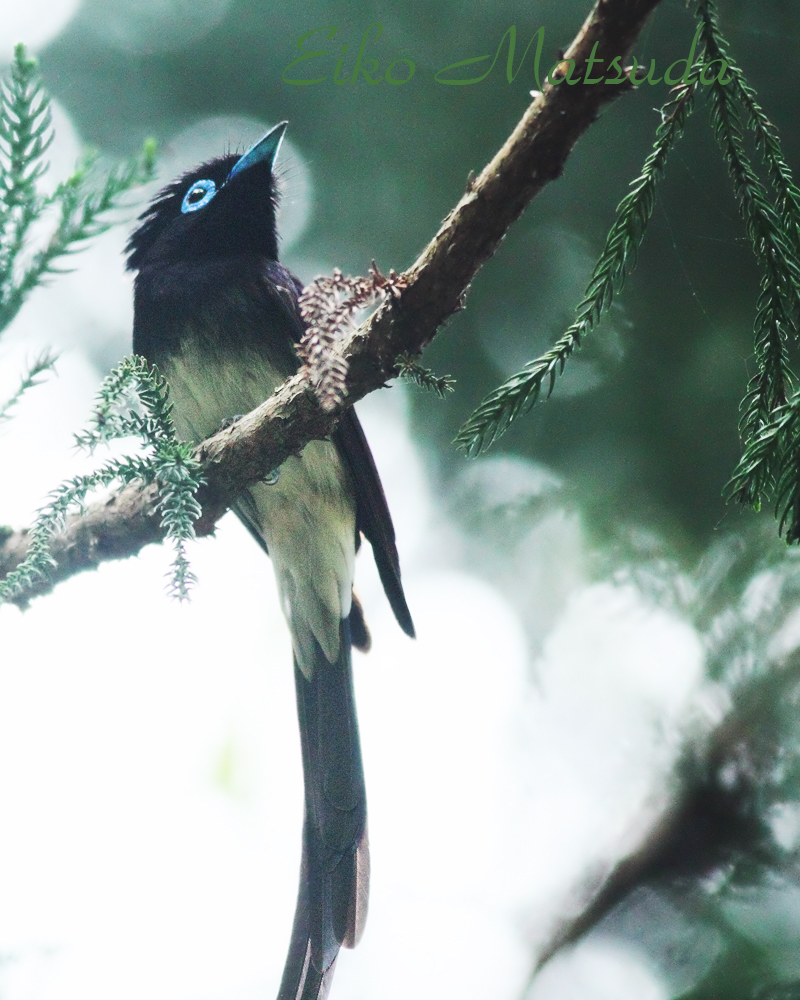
[
  {"left": 161, "top": 346, "right": 285, "bottom": 443},
  {"left": 161, "top": 345, "right": 356, "bottom": 675},
  {"left": 249, "top": 443, "right": 356, "bottom": 673}
]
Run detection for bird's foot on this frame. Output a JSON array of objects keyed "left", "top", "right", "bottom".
[{"left": 219, "top": 414, "right": 245, "bottom": 430}]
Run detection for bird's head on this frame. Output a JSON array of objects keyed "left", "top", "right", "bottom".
[{"left": 126, "top": 121, "right": 288, "bottom": 272}]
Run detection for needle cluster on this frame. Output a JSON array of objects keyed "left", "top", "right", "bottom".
[
  {"left": 455, "top": 69, "right": 700, "bottom": 456},
  {"left": 0, "top": 44, "right": 156, "bottom": 418},
  {"left": 0, "top": 356, "right": 203, "bottom": 604}
]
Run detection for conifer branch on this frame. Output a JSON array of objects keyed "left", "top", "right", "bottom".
[
  {"left": 0, "top": 44, "right": 52, "bottom": 279},
  {"left": 395, "top": 352, "right": 455, "bottom": 397},
  {"left": 685, "top": 1, "right": 800, "bottom": 542},
  {"left": 0, "top": 44, "right": 156, "bottom": 336},
  {"left": 696, "top": 5, "right": 800, "bottom": 506},
  {"left": 0, "top": 357, "right": 202, "bottom": 604},
  {"left": 455, "top": 77, "right": 698, "bottom": 455},
  {"left": 0, "top": 348, "right": 57, "bottom": 422},
  {"left": 694, "top": 5, "right": 800, "bottom": 260}
]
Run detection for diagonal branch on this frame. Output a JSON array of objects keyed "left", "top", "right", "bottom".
[{"left": 0, "top": 0, "right": 664, "bottom": 604}]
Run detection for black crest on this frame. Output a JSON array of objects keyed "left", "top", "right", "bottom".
[{"left": 126, "top": 151, "right": 280, "bottom": 272}]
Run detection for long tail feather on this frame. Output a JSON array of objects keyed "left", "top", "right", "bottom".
[{"left": 278, "top": 619, "right": 368, "bottom": 1000}]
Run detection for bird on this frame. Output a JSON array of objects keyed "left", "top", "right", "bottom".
[{"left": 125, "top": 122, "right": 415, "bottom": 1000}]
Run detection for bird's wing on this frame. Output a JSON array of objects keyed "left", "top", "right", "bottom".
[
  {"left": 265, "top": 262, "right": 415, "bottom": 639},
  {"left": 332, "top": 410, "right": 415, "bottom": 638}
]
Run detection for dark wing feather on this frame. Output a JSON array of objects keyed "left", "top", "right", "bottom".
[
  {"left": 333, "top": 410, "right": 415, "bottom": 639},
  {"left": 233, "top": 490, "right": 270, "bottom": 555},
  {"left": 265, "top": 265, "right": 415, "bottom": 640}
]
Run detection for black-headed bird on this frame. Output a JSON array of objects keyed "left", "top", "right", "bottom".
[{"left": 126, "top": 123, "right": 414, "bottom": 1000}]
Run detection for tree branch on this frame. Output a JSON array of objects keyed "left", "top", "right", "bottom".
[
  {"left": 529, "top": 651, "right": 797, "bottom": 978},
  {"left": 0, "top": 0, "right": 664, "bottom": 604}
]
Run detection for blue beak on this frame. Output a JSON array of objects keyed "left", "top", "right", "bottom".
[{"left": 228, "top": 121, "right": 288, "bottom": 181}]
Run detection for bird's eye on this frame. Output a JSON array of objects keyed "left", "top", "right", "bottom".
[{"left": 181, "top": 179, "right": 217, "bottom": 214}]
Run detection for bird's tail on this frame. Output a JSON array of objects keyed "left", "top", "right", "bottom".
[{"left": 278, "top": 618, "right": 369, "bottom": 1000}]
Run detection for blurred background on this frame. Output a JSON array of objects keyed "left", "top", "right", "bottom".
[{"left": 1, "top": 1, "right": 800, "bottom": 998}]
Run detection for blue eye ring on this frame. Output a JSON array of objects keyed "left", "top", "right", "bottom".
[{"left": 181, "top": 178, "right": 217, "bottom": 213}]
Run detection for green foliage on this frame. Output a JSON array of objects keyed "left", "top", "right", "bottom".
[
  {"left": 0, "top": 44, "right": 53, "bottom": 272},
  {"left": 0, "top": 43, "right": 156, "bottom": 417},
  {"left": 694, "top": 1, "right": 800, "bottom": 509},
  {"left": 688, "top": 0, "right": 800, "bottom": 545},
  {"left": 454, "top": 0, "right": 800, "bottom": 550},
  {"left": 455, "top": 73, "right": 699, "bottom": 456},
  {"left": 0, "top": 357, "right": 204, "bottom": 603},
  {"left": 0, "top": 348, "right": 57, "bottom": 423},
  {"left": 395, "top": 351, "right": 455, "bottom": 397},
  {"left": 0, "top": 136, "right": 157, "bottom": 333},
  {"left": 0, "top": 44, "right": 157, "bottom": 332},
  {"left": 0, "top": 45, "right": 177, "bottom": 598}
]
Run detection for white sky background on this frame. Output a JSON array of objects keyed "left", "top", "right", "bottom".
[{"left": 0, "top": 5, "right": 712, "bottom": 1000}]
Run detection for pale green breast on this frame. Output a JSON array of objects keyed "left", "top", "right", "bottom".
[{"left": 162, "top": 334, "right": 357, "bottom": 676}]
